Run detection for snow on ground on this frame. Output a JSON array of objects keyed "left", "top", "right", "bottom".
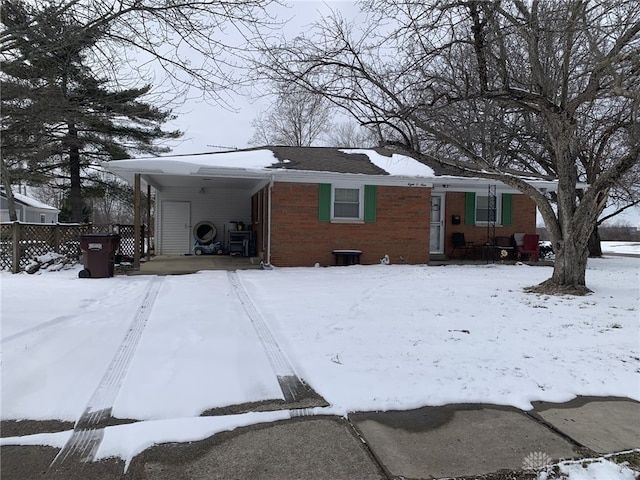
[
  {"left": 1, "top": 247, "right": 638, "bottom": 476},
  {"left": 240, "top": 259, "right": 639, "bottom": 412},
  {"left": 540, "top": 454, "right": 640, "bottom": 480},
  {"left": 602, "top": 241, "right": 640, "bottom": 256}
]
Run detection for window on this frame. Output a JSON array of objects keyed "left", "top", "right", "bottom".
[
  {"left": 465, "top": 192, "right": 512, "bottom": 226},
  {"left": 40, "top": 214, "right": 46, "bottom": 223},
  {"left": 333, "top": 187, "right": 361, "bottom": 219},
  {"left": 318, "top": 184, "right": 377, "bottom": 223},
  {"left": 475, "top": 195, "right": 497, "bottom": 223}
]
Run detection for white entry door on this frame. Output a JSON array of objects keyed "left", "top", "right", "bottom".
[
  {"left": 430, "top": 194, "right": 445, "bottom": 254},
  {"left": 161, "top": 201, "right": 191, "bottom": 255}
]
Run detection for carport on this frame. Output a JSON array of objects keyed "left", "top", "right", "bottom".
[{"left": 106, "top": 151, "right": 276, "bottom": 271}]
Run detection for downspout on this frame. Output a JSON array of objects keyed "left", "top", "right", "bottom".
[{"left": 266, "top": 175, "right": 274, "bottom": 266}]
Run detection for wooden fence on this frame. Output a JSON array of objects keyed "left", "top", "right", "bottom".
[{"left": 0, "top": 222, "right": 145, "bottom": 273}]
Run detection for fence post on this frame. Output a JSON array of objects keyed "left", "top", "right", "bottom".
[
  {"left": 11, "top": 222, "right": 20, "bottom": 274},
  {"left": 54, "top": 223, "right": 60, "bottom": 254}
]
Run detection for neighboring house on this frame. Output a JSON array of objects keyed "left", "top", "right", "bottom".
[
  {"left": 106, "top": 146, "right": 555, "bottom": 267},
  {"left": 0, "top": 189, "right": 59, "bottom": 223}
]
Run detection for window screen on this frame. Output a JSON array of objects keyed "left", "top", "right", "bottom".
[{"left": 334, "top": 188, "right": 360, "bottom": 218}]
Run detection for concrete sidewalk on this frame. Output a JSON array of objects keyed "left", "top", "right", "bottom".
[{"left": 2, "top": 396, "right": 639, "bottom": 480}]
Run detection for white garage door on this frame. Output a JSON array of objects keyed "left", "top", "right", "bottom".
[{"left": 161, "top": 201, "right": 191, "bottom": 255}]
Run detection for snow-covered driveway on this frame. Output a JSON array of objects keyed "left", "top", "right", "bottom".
[{"left": 1, "top": 271, "right": 285, "bottom": 423}]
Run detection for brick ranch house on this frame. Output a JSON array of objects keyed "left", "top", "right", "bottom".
[{"left": 106, "top": 146, "right": 555, "bottom": 267}]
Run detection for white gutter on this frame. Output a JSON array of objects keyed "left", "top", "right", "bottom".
[
  {"left": 430, "top": 176, "right": 561, "bottom": 193},
  {"left": 269, "top": 170, "right": 433, "bottom": 188}
]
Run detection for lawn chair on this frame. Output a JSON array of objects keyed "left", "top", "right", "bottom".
[
  {"left": 450, "top": 232, "right": 474, "bottom": 259},
  {"left": 512, "top": 233, "right": 525, "bottom": 250},
  {"left": 517, "top": 234, "right": 540, "bottom": 262}
]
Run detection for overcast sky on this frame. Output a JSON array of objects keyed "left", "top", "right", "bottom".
[{"left": 164, "top": 1, "right": 359, "bottom": 156}]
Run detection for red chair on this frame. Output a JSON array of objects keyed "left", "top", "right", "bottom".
[{"left": 517, "top": 234, "right": 540, "bottom": 262}]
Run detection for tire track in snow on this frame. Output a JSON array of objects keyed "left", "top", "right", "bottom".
[
  {"left": 1, "top": 315, "right": 77, "bottom": 343},
  {"left": 227, "top": 271, "right": 319, "bottom": 405},
  {"left": 47, "top": 276, "right": 164, "bottom": 472}
]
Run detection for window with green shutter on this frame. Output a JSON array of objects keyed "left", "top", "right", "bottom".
[
  {"left": 364, "top": 185, "right": 377, "bottom": 223},
  {"left": 465, "top": 192, "right": 476, "bottom": 225},
  {"left": 318, "top": 184, "right": 331, "bottom": 222},
  {"left": 464, "top": 191, "right": 511, "bottom": 225},
  {"left": 501, "top": 193, "right": 513, "bottom": 226},
  {"left": 318, "top": 184, "right": 377, "bottom": 222}
]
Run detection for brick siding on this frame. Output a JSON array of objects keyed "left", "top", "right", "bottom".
[
  {"left": 443, "top": 191, "right": 537, "bottom": 256},
  {"left": 251, "top": 184, "right": 537, "bottom": 266},
  {"left": 253, "top": 182, "right": 431, "bottom": 267}
]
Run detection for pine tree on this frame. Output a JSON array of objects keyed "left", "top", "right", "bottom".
[{"left": 1, "top": 1, "right": 181, "bottom": 222}]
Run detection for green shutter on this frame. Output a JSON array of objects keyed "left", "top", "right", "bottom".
[
  {"left": 318, "top": 183, "right": 331, "bottom": 222},
  {"left": 364, "top": 185, "right": 377, "bottom": 223},
  {"left": 501, "top": 193, "right": 513, "bottom": 226},
  {"left": 465, "top": 192, "right": 476, "bottom": 225}
]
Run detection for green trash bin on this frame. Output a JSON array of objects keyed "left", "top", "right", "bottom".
[{"left": 79, "top": 233, "right": 121, "bottom": 278}]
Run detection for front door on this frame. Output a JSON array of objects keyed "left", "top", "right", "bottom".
[
  {"left": 430, "top": 194, "right": 445, "bottom": 254},
  {"left": 161, "top": 201, "right": 191, "bottom": 255}
]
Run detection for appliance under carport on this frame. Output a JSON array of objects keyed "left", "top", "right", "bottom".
[{"left": 192, "top": 221, "right": 223, "bottom": 255}]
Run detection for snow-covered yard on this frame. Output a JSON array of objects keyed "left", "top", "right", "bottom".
[{"left": 1, "top": 243, "right": 638, "bottom": 477}]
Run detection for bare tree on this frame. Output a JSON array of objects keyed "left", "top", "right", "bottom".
[
  {"left": 257, "top": 0, "right": 639, "bottom": 294},
  {"left": 249, "top": 85, "right": 332, "bottom": 146},
  {"left": 325, "top": 121, "right": 379, "bottom": 148}
]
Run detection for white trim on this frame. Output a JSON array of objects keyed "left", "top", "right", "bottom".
[
  {"left": 432, "top": 178, "right": 559, "bottom": 193},
  {"left": 273, "top": 170, "right": 432, "bottom": 188},
  {"left": 331, "top": 185, "right": 364, "bottom": 221},
  {"left": 430, "top": 193, "right": 445, "bottom": 254}
]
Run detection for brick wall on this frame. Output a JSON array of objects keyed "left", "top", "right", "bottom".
[
  {"left": 251, "top": 184, "right": 537, "bottom": 266},
  {"left": 444, "top": 191, "right": 537, "bottom": 256},
  {"left": 253, "top": 182, "right": 431, "bottom": 267}
]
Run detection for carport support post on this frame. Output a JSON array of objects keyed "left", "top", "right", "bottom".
[
  {"left": 133, "top": 174, "right": 141, "bottom": 271},
  {"left": 146, "top": 184, "right": 152, "bottom": 262}
]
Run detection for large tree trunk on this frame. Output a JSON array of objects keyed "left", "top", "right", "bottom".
[
  {"left": 67, "top": 123, "right": 84, "bottom": 223},
  {"left": 528, "top": 115, "right": 598, "bottom": 295},
  {"left": 526, "top": 229, "right": 592, "bottom": 295},
  {"left": 1, "top": 159, "right": 18, "bottom": 221},
  {"left": 533, "top": 236, "right": 591, "bottom": 295},
  {"left": 587, "top": 225, "right": 603, "bottom": 257}
]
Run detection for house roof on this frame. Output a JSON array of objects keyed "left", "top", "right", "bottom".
[
  {"left": 1, "top": 189, "right": 59, "bottom": 211},
  {"left": 266, "top": 146, "right": 437, "bottom": 176},
  {"left": 105, "top": 146, "right": 559, "bottom": 192}
]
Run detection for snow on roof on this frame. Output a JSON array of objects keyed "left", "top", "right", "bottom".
[
  {"left": 107, "top": 149, "right": 280, "bottom": 175},
  {"left": 108, "top": 148, "right": 437, "bottom": 178},
  {"left": 8, "top": 191, "right": 58, "bottom": 211},
  {"left": 340, "top": 149, "right": 435, "bottom": 177}
]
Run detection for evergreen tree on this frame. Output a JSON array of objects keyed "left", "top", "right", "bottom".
[{"left": 1, "top": 1, "right": 181, "bottom": 222}]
